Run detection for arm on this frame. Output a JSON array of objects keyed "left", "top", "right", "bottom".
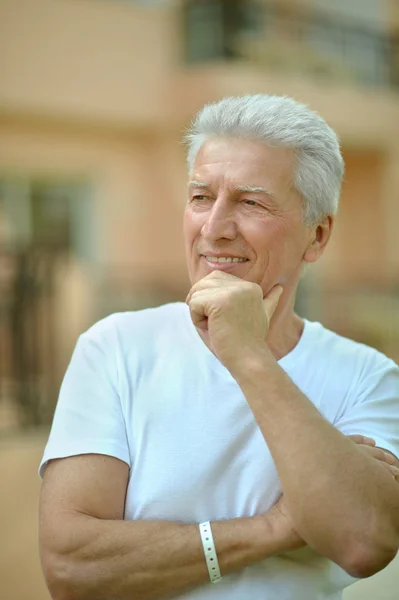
[
  {"left": 186, "top": 272, "right": 399, "bottom": 579},
  {"left": 233, "top": 349, "right": 399, "bottom": 578},
  {"left": 39, "top": 454, "right": 299, "bottom": 600}
]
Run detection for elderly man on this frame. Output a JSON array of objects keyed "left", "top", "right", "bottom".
[{"left": 39, "top": 95, "right": 399, "bottom": 600}]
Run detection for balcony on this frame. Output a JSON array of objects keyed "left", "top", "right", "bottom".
[{"left": 183, "top": 0, "right": 399, "bottom": 89}]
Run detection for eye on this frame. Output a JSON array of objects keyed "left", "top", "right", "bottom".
[
  {"left": 244, "top": 199, "right": 258, "bottom": 206},
  {"left": 193, "top": 195, "right": 206, "bottom": 201}
]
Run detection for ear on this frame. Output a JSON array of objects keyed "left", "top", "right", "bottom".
[{"left": 303, "top": 216, "right": 334, "bottom": 264}]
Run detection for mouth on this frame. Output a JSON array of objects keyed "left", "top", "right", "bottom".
[
  {"left": 203, "top": 255, "right": 248, "bottom": 264},
  {"left": 200, "top": 255, "right": 249, "bottom": 271}
]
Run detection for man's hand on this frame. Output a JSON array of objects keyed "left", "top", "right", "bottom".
[
  {"left": 347, "top": 435, "right": 399, "bottom": 481},
  {"left": 265, "top": 435, "right": 399, "bottom": 555},
  {"left": 186, "top": 271, "right": 282, "bottom": 371}
]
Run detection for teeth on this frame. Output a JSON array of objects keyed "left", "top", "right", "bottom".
[{"left": 205, "top": 256, "right": 247, "bottom": 263}]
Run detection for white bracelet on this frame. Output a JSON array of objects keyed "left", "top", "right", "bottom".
[{"left": 199, "top": 521, "right": 222, "bottom": 584}]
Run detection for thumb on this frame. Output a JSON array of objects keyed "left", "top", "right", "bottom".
[{"left": 263, "top": 285, "right": 283, "bottom": 324}]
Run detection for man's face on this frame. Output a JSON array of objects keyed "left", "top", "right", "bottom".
[{"left": 183, "top": 138, "right": 319, "bottom": 296}]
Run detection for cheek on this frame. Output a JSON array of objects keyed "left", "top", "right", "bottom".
[
  {"left": 255, "top": 220, "right": 303, "bottom": 270},
  {"left": 183, "top": 209, "right": 204, "bottom": 260},
  {"left": 183, "top": 209, "right": 196, "bottom": 244},
  {"left": 252, "top": 220, "right": 285, "bottom": 258}
]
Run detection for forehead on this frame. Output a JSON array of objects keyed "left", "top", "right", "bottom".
[{"left": 191, "top": 138, "right": 295, "bottom": 190}]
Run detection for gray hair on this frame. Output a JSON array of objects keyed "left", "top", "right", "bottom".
[{"left": 184, "top": 94, "right": 344, "bottom": 225}]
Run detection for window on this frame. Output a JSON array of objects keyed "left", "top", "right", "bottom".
[
  {"left": 184, "top": 0, "right": 262, "bottom": 63},
  {"left": 0, "top": 178, "right": 95, "bottom": 260}
]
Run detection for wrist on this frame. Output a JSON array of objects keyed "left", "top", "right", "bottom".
[
  {"left": 244, "top": 514, "right": 284, "bottom": 559},
  {"left": 252, "top": 511, "right": 301, "bottom": 557},
  {"left": 229, "top": 344, "right": 274, "bottom": 385},
  {"left": 209, "top": 515, "right": 278, "bottom": 574}
]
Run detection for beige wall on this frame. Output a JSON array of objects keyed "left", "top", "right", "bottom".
[
  {"left": 0, "top": 118, "right": 187, "bottom": 273},
  {"left": 325, "top": 150, "right": 387, "bottom": 285},
  {"left": 0, "top": 437, "right": 398, "bottom": 600},
  {"left": 0, "top": 0, "right": 180, "bottom": 126}
]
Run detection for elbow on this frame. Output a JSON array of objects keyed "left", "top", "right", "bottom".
[
  {"left": 342, "top": 517, "right": 399, "bottom": 579},
  {"left": 42, "top": 552, "right": 83, "bottom": 600},
  {"left": 343, "top": 544, "right": 398, "bottom": 579}
]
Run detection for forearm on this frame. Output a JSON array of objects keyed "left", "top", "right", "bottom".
[
  {"left": 42, "top": 512, "right": 284, "bottom": 600},
  {"left": 234, "top": 349, "right": 399, "bottom": 573}
]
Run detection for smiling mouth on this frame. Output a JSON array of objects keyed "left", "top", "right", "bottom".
[{"left": 203, "top": 255, "right": 249, "bottom": 264}]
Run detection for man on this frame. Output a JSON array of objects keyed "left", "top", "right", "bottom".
[{"left": 39, "top": 94, "right": 399, "bottom": 600}]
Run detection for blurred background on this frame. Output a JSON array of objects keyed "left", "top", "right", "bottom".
[{"left": 0, "top": 0, "right": 398, "bottom": 598}]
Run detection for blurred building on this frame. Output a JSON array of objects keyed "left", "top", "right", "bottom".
[{"left": 1, "top": 0, "right": 399, "bottom": 429}]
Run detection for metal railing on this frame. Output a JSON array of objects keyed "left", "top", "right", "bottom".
[
  {"left": 0, "top": 245, "right": 61, "bottom": 432},
  {"left": 183, "top": 0, "right": 399, "bottom": 88},
  {"left": 0, "top": 245, "right": 187, "bottom": 434}
]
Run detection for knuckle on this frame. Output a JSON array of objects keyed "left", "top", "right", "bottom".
[{"left": 223, "top": 292, "right": 235, "bottom": 308}]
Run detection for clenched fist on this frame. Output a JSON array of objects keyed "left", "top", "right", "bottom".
[{"left": 185, "top": 271, "right": 282, "bottom": 373}]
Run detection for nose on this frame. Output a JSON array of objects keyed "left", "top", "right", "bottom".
[{"left": 201, "top": 197, "right": 238, "bottom": 242}]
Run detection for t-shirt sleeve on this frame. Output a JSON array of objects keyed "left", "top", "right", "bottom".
[
  {"left": 334, "top": 357, "right": 399, "bottom": 460},
  {"left": 39, "top": 323, "right": 130, "bottom": 478}
]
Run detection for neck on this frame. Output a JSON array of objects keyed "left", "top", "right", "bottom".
[{"left": 266, "top": 290, "right": 304, "bottom": 361}]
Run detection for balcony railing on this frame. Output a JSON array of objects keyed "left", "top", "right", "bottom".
[{"left": 183, "top": 0, "right": 399, "bottom": 88}]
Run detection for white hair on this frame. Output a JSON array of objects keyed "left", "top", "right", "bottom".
[{"left": 184, "top": 94, "right": 344, "bottom": 225}]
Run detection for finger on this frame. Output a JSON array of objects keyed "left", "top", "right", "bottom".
[
  {"left": 188, "top": 289, "right": 223, "bottom": 329},
  {"left": 188, "top": 302, "right": 208, "bottom": 331},
  {"left": 369, "top": 448, "right": 396, "bottom": 465},
  {"left": 383, "top": 451, "right": 396, "bottom": 465},
  {"left": 381, "top": 462, "right": 395, "bottom": 475},
  {"left": 185, "top": 273, "right": 238, "bottom": 304},
  {"left": 381, "top": 463, "right": 399, "bottom": 482},
  {"left": 376, "top": 448, "right": 399, "bottom": 467},
  {"left": 347, "top": 434, "right": 376, "bottom": 446},
  {"left": 359, "top": 446, "right": 395, "bottom": 464},
  {"left": 355, "top": 443, "right": 399, "bottom": 480},
  {"left": 186, "top": 283, "right": 215, "bottom": 305},
  {"left": 367, "top": 455, "right": 398, "bottom": 478},
  {"left": 263, "top": 285, "right": 283, "bottom": 323},
  {"left": 186, "top": 281, "right": 221, "bottom": 304},
  {"left": 380, "top": 462, "right": 398, "bottom": 477},
  {"left": 390, "top": 466, "right": 399, "bottom": 481}
]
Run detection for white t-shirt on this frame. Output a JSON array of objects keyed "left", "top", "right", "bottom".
[{"left": 40, "top": 302, "right": 399, "bottom": 600}]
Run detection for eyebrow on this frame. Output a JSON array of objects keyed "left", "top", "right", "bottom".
[
  {"left": 188, "top": 180, "right": 277, "bottom": 200},
  {"left": 236, "top": 184, "right": 276, "bottom": 200},
  {"left": 188, "top": 180, "right": 210, "bottom": 189}
]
